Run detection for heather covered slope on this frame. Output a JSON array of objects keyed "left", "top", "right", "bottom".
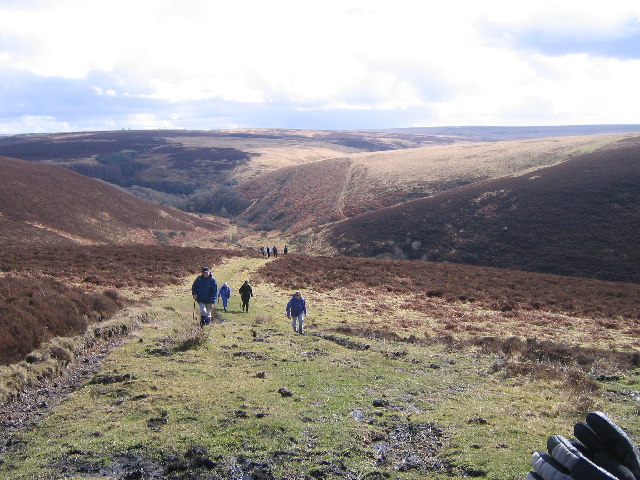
[
  {"left": 0, "top": 156, "right": 222, "bottom": 246},
  {"left": 323, "top": 140, "right": 640, "bottom": 283},
  {"left": 237, "top": 133, "right": 634, "bottom": 230},
  {"left": 237, "top": 157, "right": 353, "bottom": 231},
  {"left": 0, "top": 129, "right": 451, "bottom": 193},
  {"left": 2, "top": 129, "right": 636, "bottom": 223}
]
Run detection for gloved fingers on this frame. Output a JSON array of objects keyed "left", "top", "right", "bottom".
[
  {"left": 527, "top": 470, "right": 546, "bottom": 480},
  {"left": 570, "top": 438, "right": 592, "bottom": 457},
  {"left": 532, "top": 451, "right": 574, "bottom": 480},
  {"left": 586, "top": 412, "right": 635, "bottom": 447},
  {"left": 585, "top": 412, "right": 640, "bottom": 478},
  {"left": 547, "top": 435, "right": 584, "bottom": 471},
  {"left": 576, "top": 421, "right": 606, "bottom": 453},
  {"left": 593, "top": 452, "right": 636, "bottom": 480},
  {"left": 547, "top": 435, "right": 620, "bottom": 480}
]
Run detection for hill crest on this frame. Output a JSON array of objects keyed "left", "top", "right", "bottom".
[
  {"left": 237, "top": 133, "right": 637, "bottom": 230},
  {"left": 321, "top": 140, "right": 640, "bottom": 283},
  {"left": 0, "top": 156, "right": 222, "bottom": 246}
]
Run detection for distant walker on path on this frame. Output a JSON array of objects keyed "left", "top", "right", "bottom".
[
  {"left": 192, "top": 267, "right": 217, "bottom": 326},
  {"left": 218, "top": 282, "right": 231, "bottom": 312},
  {"left": 239, "top": 280, "right": 253, "bottom": 313},
  {"left": 286, "top": 291, "right": 307, "bottom": 335}
]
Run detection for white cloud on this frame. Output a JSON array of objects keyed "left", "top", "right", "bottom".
[
  {"left": 125, "top": 113, "right": 178, "bottom": 130},
  {"left": 1, "top": 0, "right": 640, "bottom": 131},
  {"left": 478, "top": 0, "right": 640, "bottom": 33},
  {"left": 92, "top": 87, "right": 117, "bottom": 97},
  {"left": 0, "top": 115, "right": 73, "bottom": 134}
]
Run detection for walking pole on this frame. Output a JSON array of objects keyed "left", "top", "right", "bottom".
[{"left": 193, "top": 299, "right": 198, "bottom": 325}]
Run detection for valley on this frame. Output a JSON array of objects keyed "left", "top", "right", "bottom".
[{"left": 1, "top": 126, "right": 639, "bottom": 479}]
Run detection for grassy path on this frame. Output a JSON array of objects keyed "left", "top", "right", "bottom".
[{"left": 0, "top": 256, "right": 614, "bottom": 479}]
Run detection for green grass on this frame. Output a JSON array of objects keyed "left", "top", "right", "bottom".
[{"left": 2, "top": 256, "right": 639, "bottom": 479}]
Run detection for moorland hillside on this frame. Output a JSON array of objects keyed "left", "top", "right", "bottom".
[
  {"left": 2, "top": 127, "right": 637, "bottom": 220},
  {"left": 0, "top": 129, "right": 451, "bottom": 195},
  {"left": 0, "top": 156, "right": 223, "bottom": 246},
  {"left": 322, "top": 139, "right": 640, "bottom": 283},
  {"left": 237, "top": 133, "right": 633, "bottom": 230}
]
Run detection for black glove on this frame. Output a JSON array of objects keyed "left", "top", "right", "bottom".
[
  {"left": 574, "top": 411, "right": 640, "bottom": 480},
  {"left": 528, "top": 434, "right": 620, "bottom": 480}
]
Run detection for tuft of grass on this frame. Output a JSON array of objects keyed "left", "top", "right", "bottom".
[
  {"left": 252, "top": 313, "right": 272, "bottom": 325},
  {"left": 171, "top": 322, "right": 210, "bottom": 352}
]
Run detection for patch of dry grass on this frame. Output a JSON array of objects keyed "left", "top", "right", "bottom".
[
  {"left": 339, "top": 133, "right": 630, "bottom": 215},
  {"left": 256, "top": 255, "right": 640, "bottom": 400}
]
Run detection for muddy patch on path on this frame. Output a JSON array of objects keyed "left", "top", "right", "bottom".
[
  {"left": 368, "top": 423, "right": 458, "bottom": 474},
  {"left": 313, "top": 332, "right": 371, "bottom": 351},
  {"left": 40, "top": 445, "right": 276, "bottom": 480},
  {"left": 0, "top": 333, "right": 128, "bottom": 461}
]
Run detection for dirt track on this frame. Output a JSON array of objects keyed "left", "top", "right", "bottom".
[{"left": 0, "top": 335, "right": 125, "bottom": 462}]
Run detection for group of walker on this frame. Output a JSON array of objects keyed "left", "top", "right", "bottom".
[
  {"left": 191, "top": 267, "right": 255, "bottom": 326},
  {"left": 259, "top": 245, "right": 288, "bottom": 258},
  {"left": 191, "top": 267, "right": 306, "bottom": 333}
]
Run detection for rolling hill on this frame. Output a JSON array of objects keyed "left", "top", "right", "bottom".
[
  {"left": 0, "top": 156, "right": 223, "bottom": 246},
  {"left": 2, "top": 127, "right": 640, "bottom": 284},
  {"left": 237, "top": 133, "right": 636, "bottom": 230},
  {"left": 320, "top": 139, "right": 640, "bottom": 283},
  {"left": 1, "top": 127, "right": 638, "bottom": 216},
  {"left": 0, "top": 129, "right": 452, "bottom": 195}
]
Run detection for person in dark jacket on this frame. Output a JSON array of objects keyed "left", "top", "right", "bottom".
[
  {"left": 192, "top": 267, "right": 217, "bottom": 326},
  {"left": 286, "top": 291, "right": 307, "bottom": 334},
  {"left": 239, "top": 280, "right": 253, "bottom": 312},
  {"left": 218, "top": 282, "right": 231, "bottom": 312}
]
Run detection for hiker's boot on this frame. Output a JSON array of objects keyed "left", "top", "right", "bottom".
[{"left": 200, "top": 315, "right": 206, "bottom": 327}]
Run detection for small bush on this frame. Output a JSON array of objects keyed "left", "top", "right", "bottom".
[
  {"left": 0, "top": 275, "right": 127, "bottom": 365},
  {"left": 172, "top": 322, "right": 211, "bottom": 352},
  {"left": 153, "top": 231, "right": 169, "bottom": 246},
  {"left": 49, "top": 345, "right": 73, "bottom": 364},
  {"left": 253, "top": 313, "right": 272, "bottom": 325}
]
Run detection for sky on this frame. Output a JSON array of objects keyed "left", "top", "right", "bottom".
[{"left": 1, "top": 0, "right": 640, "bottom": 134}]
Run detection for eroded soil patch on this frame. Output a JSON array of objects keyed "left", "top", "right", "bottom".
[{"left": 0, "top": 336, "right": 125, "bottom": 461}]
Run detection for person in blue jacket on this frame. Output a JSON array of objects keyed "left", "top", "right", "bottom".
[
  {"left": 218, "top": 282, "right": 231, "bottom": 312},
  {"left": 286, "top": 291, "right": 307, "bottom": 335},
  {"left": 192, "top": 267, "right": 217, "bottom": 326}
]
